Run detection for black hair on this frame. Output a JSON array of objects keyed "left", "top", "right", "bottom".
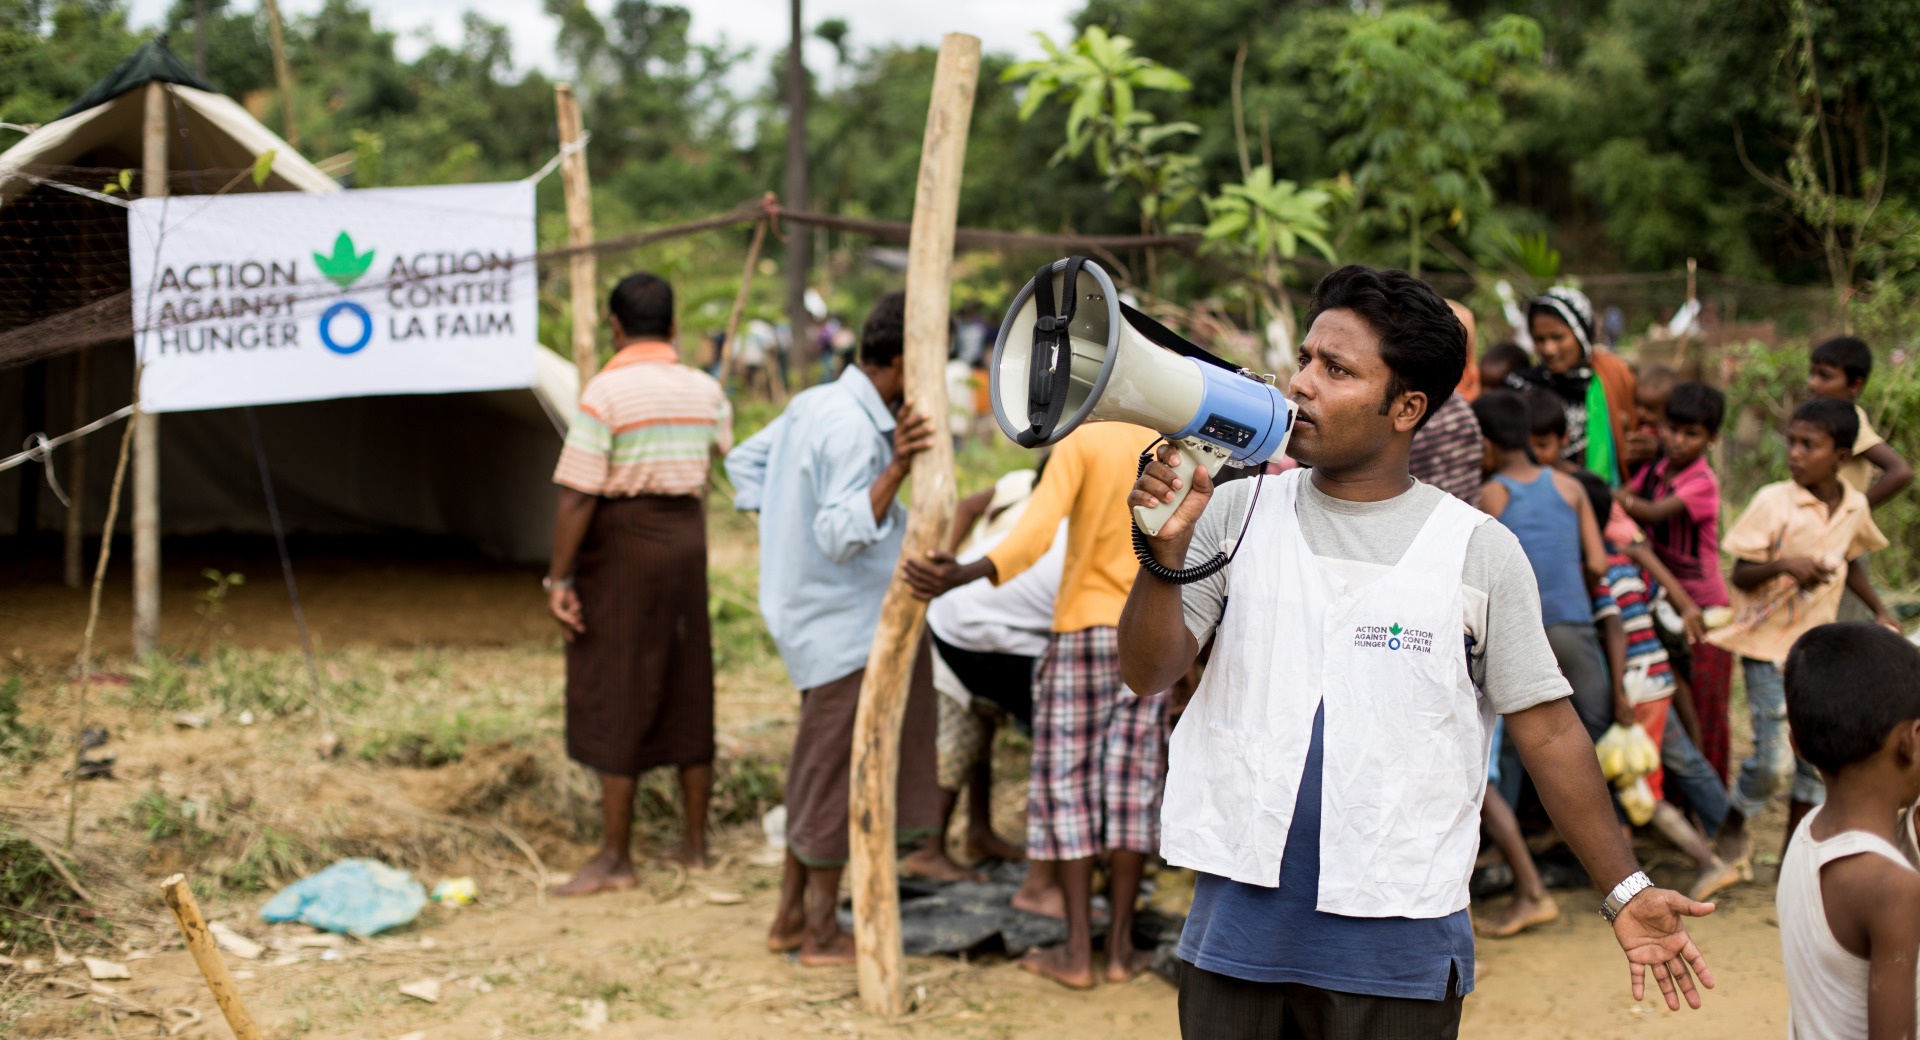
[
  {"left": 1305, "top": 265, "right": 1465, "bottom": 431},
  {"left": 1791, "top": 396, "right": 1859, "bottom": 452},
  {"left": 1471, "top": 390, "right": 1534, "bottom": 457},
  {"left": 1523, "top": 386, "right": 1568, "bottom": 438},
  {"left": 1665, "top": 381, "right": 1726, "bottom": 435},
  {"left": 1785, "top": 622, "right": 1920, "bottom": 773},
  {"left": 859, "top": 291, "right": 907, "bottom": 367},
  {"left": 1575, "top": 469, "right": 1612, "bottom": 533},
  {"left": 1811, "top": 335, "right": 1873, "bottom": 386},
  {"left": 608, "top": 272, "right": 674, "bottom": 340},
  {"left": 1482, "top": 341, "right": 1531, "bottom": 376},
  {"left": 1636, "top": 363, "right": 1679, "bottom": 397}
]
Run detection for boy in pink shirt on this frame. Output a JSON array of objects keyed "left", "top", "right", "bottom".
[{"left": 1614, "top": 382, "right": 1733, "bottom": 781}]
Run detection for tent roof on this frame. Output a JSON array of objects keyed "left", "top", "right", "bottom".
[
  {"left": 0, "top": 84, "right": 339, "bottom": 205},
  {"left": 60, "top": 38, "right": 213, "bottom": 120}
]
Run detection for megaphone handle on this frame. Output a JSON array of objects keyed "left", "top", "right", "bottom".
[{"left": 1131, "top": 440, "right": 1223, "bottom": 539}]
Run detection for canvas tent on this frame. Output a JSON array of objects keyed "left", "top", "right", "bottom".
[{"left": 1, "top": 41, "right": 575, "bottom": 586}]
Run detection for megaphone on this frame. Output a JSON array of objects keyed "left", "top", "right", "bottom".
[{"left": 989, "top": 257, "right": 1296, "bottom": 539}]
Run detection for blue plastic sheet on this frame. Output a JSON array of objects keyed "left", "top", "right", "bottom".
[{"left": 259, "top": 859, "right": 427, "bottom": 936}]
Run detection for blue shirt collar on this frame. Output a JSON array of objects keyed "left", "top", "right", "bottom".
[{"left": 840, "top": 365, "right": 896, "bottom": 434}]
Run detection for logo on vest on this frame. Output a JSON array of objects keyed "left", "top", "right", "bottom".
[{"left": 1354, "top": 622, "right": 1434, "bottom": 653}]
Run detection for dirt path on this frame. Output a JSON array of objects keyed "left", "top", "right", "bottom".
[{"left": 18, "top": 840, "right": 1784, "bottom": 1040}]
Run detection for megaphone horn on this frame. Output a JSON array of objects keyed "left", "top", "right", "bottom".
[{"left": 989, "top": 257, "right": 1296, "bottom": 546}]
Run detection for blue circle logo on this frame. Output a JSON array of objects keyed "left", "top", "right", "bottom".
[
  {"left": 319, "top": 301, "right": 373, "bottom": 355},
  {"left": 1388, "top": 637, "right": 1401, "bottom": 650}
]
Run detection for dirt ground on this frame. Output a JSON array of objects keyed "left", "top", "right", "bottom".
[{"left": 0, "top": 526, "right": 1794, "bottom": 1039}]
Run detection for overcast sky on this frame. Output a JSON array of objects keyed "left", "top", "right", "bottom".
[{"left": 125, "top": 0, "right": 1082, "bottom": 84}]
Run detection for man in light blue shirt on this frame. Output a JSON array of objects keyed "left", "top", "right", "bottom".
[{"left": 726, "top": 292, "right": 944, "bottom": 966}]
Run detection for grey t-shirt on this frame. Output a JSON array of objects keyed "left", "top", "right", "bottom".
[{"left": 1182, "top": 473, "right": 1570, "bottom": 715}]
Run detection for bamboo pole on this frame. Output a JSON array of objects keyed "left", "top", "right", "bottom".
[
  {"left": 555, "top": 83, "right": 599, "bottom": 389},
  {"left": 262, "top": 0, "right": 296, "bottom": 147},
  {"left": 847, "top": 32, "right": 979, "bottom": 1019},
  {"left": 160, "top": 874, "right": 265, "bottom": 1040},
  {"left": 66, "top": 407, "right": 134, "bottom": 849},
  {"left": 718, "top": 215, "right": 770, "bottom": 386},
  {"left": 62, "top": 347, "right": 89, "bottom": 589},
  {"left": 133, "top": 83, "right": 165, "bottom": 658}
]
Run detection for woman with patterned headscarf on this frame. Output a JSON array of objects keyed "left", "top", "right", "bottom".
[{"left": 1505, "top": 287, "right": 1637, "bottom": 483}]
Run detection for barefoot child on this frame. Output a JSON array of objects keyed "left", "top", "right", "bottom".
[
  {"left": 1576, "top": 472, "right": 1743, "bottom": 903},
  {"left": 1807, "top": 336, "right": 1914, "bottom": 624},
  {"left": 1777, "top": 622, "right": 1920, "bottom": 1039},
  {"left": 1709, "top": 398, "right": 1899, "bottom": 866},
  {"left": 1613, "top": 382, "right": 1734, "bottom": 782}
]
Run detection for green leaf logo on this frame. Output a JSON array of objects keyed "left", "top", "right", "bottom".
[
  {"left": 313, "top": 231, "right": 375, "bottom": 290},
  {"left": 1388, "top": 623, "right": 1403, "bottom": 636}
]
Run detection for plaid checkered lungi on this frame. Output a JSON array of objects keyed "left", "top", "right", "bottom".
[
  {"left": 1027, "top": 627, "right": 1168, "bottom": 860},
  {"left": 1689, "top": 642, "right": 1732, "bottom": 783}
]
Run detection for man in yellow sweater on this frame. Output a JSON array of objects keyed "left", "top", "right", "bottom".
[{"left": 905, "top": 420, "right": 1166, "bottom": 989}]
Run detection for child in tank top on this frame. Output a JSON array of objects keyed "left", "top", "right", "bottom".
[{"left": 1776, "top": 622, "right": 1920, "bottom": 1039}]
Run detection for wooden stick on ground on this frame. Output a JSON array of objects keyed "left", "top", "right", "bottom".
[
  {"left": 847, "top": 31, "right": 980, "bottom": 1019},
  {"left": 65, "top": 405, "right": 134, "bottom": 849},
  {"left": 160, "top": 874, "right": 265, "bottom": 1040}
]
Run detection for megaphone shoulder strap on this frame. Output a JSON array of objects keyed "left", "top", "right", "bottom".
[
  {"left": 1118, "top": 302, "right": 1241, "bottom": 373},
  {"left": 1018, "top": 256, "right": 1088, "bottom": 448}
]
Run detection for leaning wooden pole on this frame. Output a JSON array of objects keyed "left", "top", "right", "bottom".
[
  {"left": 555, "top": 83, "right": 599, "bottom": 388},
  {"left": 847, "top": 32, "right": 979, "bottom": 1019},
  {"left": 161, "top": 874, "right": 265, "bottom": 1040},
  {"left": 132, "top": 82, "right": 166, "bottom": 658},
  {"left": 718, "top": 212, "right": 771, "bottom": 386}
]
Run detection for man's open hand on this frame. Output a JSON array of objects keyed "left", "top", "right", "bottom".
[{"left": 1612, "top": 888, "right": 1715, "bottom": 1010}]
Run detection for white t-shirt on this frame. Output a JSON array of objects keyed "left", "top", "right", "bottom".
[{"left": 927, "top": 505, "right": 1062, "bottom": 660}]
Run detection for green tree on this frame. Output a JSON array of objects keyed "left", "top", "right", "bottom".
[{"left": 1330, "top": 9, "right": 1543, "bottom": 275}]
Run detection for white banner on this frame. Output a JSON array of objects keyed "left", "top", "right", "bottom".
[{"left": 129, "top": 182, "right": 538, "bottom": 413}]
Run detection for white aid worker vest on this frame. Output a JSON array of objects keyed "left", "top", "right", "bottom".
[{"left": 1161, "top": 469, "right": 1493, "bottom": 918}]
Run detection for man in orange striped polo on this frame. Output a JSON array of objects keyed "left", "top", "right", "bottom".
[{"left": 545, "top": 272, "right": 732, "bottom": 895}]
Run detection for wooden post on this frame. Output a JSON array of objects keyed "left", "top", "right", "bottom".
[
  {"left": 783, "top": 0, "right": 813, "bottom": 381},
  {"left": 160, "top": 875, "right": 265, "bottom": 1040},
  {"left": 62, "top": 348, "right": 90, "bottom": 589},
  {"left": 262, "top": 0, "right": 297, "bottom": 146},
  {"left": 718, "top": 216, "right": 770, "bottom": 386},
  {"left": 847, "top": 32, "right": 979, "bottom": 1019},
  {"left": 133, "top": 83, "right": 166, "bottom": 658},
  {"left": 555, "top": 83, "right": 599, "bottom": 388}
]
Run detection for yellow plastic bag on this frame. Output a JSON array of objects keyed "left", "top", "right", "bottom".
[
  {"left": 1616, "top": 776, "right": 1656, "bottom": 826},
  {"left": 1595, "top": 723, "right": 1660, "bottom": 783}
]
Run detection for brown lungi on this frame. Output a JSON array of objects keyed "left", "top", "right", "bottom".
[
  {"left": 785, "top": 636, "right": 941, "bottom": 867},
  {"left": 565, "top": 494, "right": 715, "bottom": 777}
]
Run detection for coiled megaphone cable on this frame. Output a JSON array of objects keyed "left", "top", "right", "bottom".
[{"left": 1131, "top": 439, "right": 1267, "bottom": 586}]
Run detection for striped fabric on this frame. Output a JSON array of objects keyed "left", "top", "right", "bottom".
[
  {"left": 1591, "top": 553, "right": 1673, "bottom": 703},
  {"left": 553, "top": 342, "right": 733, "bottom": 498},
  {"left": 1408, "top": 393, "right": 1484, "bottom": 503}
]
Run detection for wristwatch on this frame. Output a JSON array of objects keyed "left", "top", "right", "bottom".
[
  {"left": 1600, "top": 870, "right": 1654, "bottom": 923},
  {"left": 542, "top": 575, "right": 573, "bottom": 592}
]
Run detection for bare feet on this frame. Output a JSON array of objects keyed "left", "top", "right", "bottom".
[
  {"left": 1474, "top": 892, "right": 1560, "bottom": 938},
  {"left": 1019, "top": 944, "right": 1096, "bottom": 990},
  {"left": 768, "top": 910, "right": 805, "bottom": 953},
  {"left": 797, "top": 927, "right": 857, "bottom": 966},
  {"left": 551, "top": 851, "right": 637, "bottom": 897},
  {"left": 658, "top": 842, "right": 711, "bottom": 871},
  {"left": 965, "top": 830, "right": 1027, "bottom": 863},
  {"left": 1104, "top": 944, "right": 1155, "bottom": 983},
  {"left": 1011, "top": 880, "right": 1067, "bottom": 919},
  {"left": 1715, "top": 824, "right": 1752, "bottom": 870},
  {"left": 1687, "top": 857, "right": 1747, "bottom": 903},
  {"left": 900, "top": 846, "right": 985, "bottom": 884}
]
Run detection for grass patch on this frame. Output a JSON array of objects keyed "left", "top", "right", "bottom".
[
  {"left": 0, "top": 676, "right": 49, "bottom": 767},
  {"left": 0, "top": 827, "right": 91, "bottom": 950}
]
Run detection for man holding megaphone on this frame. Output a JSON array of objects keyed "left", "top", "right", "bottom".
[{"left": 1113, "top": 265, "right": 1714, "bottom": 1038}]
